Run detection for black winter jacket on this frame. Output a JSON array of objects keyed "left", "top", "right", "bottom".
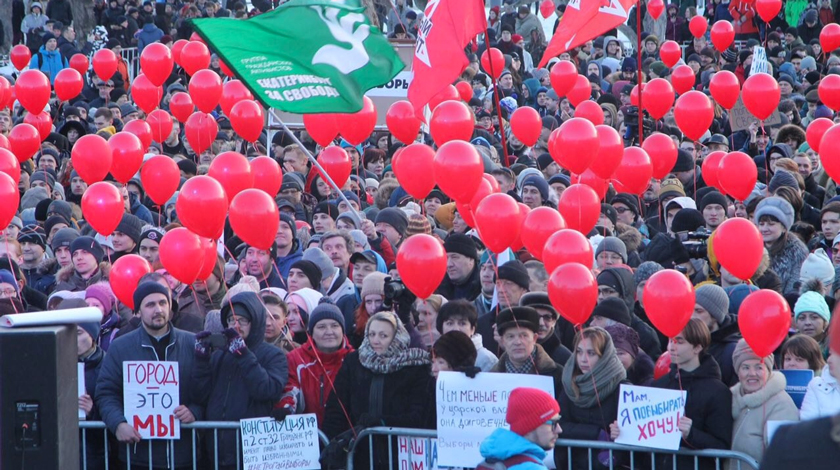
[{"left": 708, "top": 315, "right": 741, "bottom": 386}]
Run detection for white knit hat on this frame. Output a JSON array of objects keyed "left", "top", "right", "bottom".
[{"left": 800, "top": 248, "right": 835, "bottom": 287}]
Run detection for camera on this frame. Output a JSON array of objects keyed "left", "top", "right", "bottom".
[
  {"left": 622, "top": 106, "right": 655, "bottom": 145},
  {"left": 382, "top": 276, "right": 416, "bottom": 324},
  {"left": 682, "top": 231, "right": 709, "bottom": 259}
]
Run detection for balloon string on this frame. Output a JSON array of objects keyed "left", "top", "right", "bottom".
[
  {"left": 480, "top": 21, "right": 510, "bottom": 167},
  {"left": 578, "top": 323, "right": 610, "bottom": 433},
  {"left": 488, "top": 250, "right": 538, "bottom": 372},
  {"left": 3, "top": 238, "right": 20, "bottom": 313},
  {"left": 674, "top": 355, "right": 695, "bottom": 449}
]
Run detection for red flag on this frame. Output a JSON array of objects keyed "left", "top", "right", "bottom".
[
  {"left": 407, "top": 0, "right": 486, "bottom": 119},
  {"left": 539, "top": 0, "right": 639, "bottom": 68}
]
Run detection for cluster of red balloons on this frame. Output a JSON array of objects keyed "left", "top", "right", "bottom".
[{"left": 701, "top": 150, "right": 758, "bottom": 201}]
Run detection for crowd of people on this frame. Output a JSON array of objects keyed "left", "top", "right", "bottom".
[{"left": 2, "top": 0, "right": 840, "bottom": 469}]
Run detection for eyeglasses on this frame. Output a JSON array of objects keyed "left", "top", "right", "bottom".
[
  {"left": 545, "top": 418, "right": 562, "bottom": 428},
  {"left": 0, "top": 288, "right": 17, "bottom": 298},
  {"left": 613, "top": 206, "right": 631, "bottom": 214},
  {"left": 98, "top": 84, "right": 113, "bottom": 89},
  {"left": 227, "top": 317, "right": 250, "bottom": 327}
]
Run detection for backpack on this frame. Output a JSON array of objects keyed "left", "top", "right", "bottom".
[{"left": 475, "top": 454, "right": 542, "bottom": 470}]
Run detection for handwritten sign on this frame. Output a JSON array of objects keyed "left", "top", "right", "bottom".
[
  {"left": 78, "top": 363, "right": 86, "bottom": 420},
  {"left": 781, "top": 369, "right": 814, "bottom": 409},
  {"left": 728, "top": 95, "right": 782, "bottom": 131},
  {"left": 615, "top": 384, "right": 686, "bottom": 451},
  {"left": 398, "top": 436, "right": 443, "bottom": 470},
  {"left": 750, "top": 47, "right": 769, "bottom": 76},
  {"left": 435, "top": 371, "right": 554, "bottom": 468},
  {"left": 123, "top": 361, "right": 180, "bottom": 439},
  {"left": 240, "top": 414, "right": 320, "bottom": 470}
]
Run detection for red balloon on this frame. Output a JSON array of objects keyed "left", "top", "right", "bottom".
[
  {"left": 23, "top": 111, "right": 51, "bottom": 141},
  {"left": 250, "top": 156, "right": 283, "bottom": 196},
  {"left": 176, "top": 175, "right": 229, "bottom": 239},
  {"left": 184, "top": 112, "right": 218, "bottom": 155},
  {"left": 189, "top": 69, "right": 222, "bottom": 113},
  {"left": 474, "top": 193, "right": 521, "bottom": 253},
  {"left": 434, "top": 140, "right": 483, "bottom": 203},
  {"left": 709, "top": 70, "right": 740, "bottom": 110},
  {"left": 820, "top": 125, "right": 840, "bottom": 181},
  {"left": 571, "top": 169, "right": 608, "bottom": 200},
  {"left": 110, "top": 255, "right": 152, "bottom": 309},
  {"left": 756, "top": 0, "right": 782, "bottom": 23},
  {"left": 230, "top": 100, "right": 265, "bottom": 143},
  {"left": 393, "top": 143, "right": 436, "bottom": 199},
  {"left": 642, "top": 78, "right": 675, "bottom": 120},
  {"left": 219, "top": 59, "right": 235, "bottom": 78},
  {"left": 670, "top": 65, "right": 695, "bottom": 95},
  {"left": 612, "top": 147, "right": 653, "bottom": 195},
  {"left": 428, "top": 85, "right": 460, "bottom": 112},
  {"left": 702, "top": 150, "right": 727, "bottom": 192},
  {"left": 549, "top": 118, "right": 599, "bottom": 174},
  {"left": 714, "top": 218, "right": 764, "bottom": 281},
  {"left": 304, "top": 114, "right": 340, "bottom": 147},
  {"left": 140, "top": 43, "right": 173, "bottom": 87},
  {"left": 189, "top": 32, "right": 205, "bottom": 44},
  {"left": 674, "top": 91, "right": 714, "bottom": 141},
  {"left": 483, "top": 173, "right": 500, "bottom": 193},
  {"left": 711, "top": 20, "right": 735, "bottom": 51},
  {"left": 169, "top": 92, "right": 195, "bottom": 123},
  {"left": 654, "top": 354, "right": 671, "bottom": 380},
  {"left": 456, "top": 201, "right": 476, "bottom": 228},
  {"left": 550, "top": 61, "right": 578, "bottom": 97},
  {"left": 738, "top": 290, "right": 791, "bottom": 357},
  {"left": 819, "top": 75, "right": 840, "bottom": 111},
  {"left": 339, "top": 96, "right": 377, "bottom": 145},
  {"left": 171, "top": 39, "right": 188, "bottom": 66},
  {"left": 430, "top": 100, "right": 473, "bottom": 146},
  {"left": 0, "top": 148, "right": 21, "bottom": 183},
  {"left": 742, "top": 73, "right": 780, "bottom": 121},
  {"left": 557, "top": 184, "right": 601, "bottom": 234},
  {"left": 573, "top": 100, "right": 604, "bottom": 125},
  {"left": 455, "top": 81, "right": 472, "bottom": 102},
  {"left": 72, "top": 134, "right": 113, "bottom": 184},
  {"left": 318, "top": 146, "right": 352, "bottom": 188},
  {"left": 131, "top": 74, "right": 163, "bottom": 113},
  {"left": 123, "top": 119, "right": 153, "bottom": 151},
  {"left": 539, "top": 0, "right": 555, "bottom": 18},
  {"left": 470, "top": 174, "right": 494, "bottom": 210},
  {"left": 521, "top": 207, "right": 566, "bottom": 260},
  {"left": 0, "top": 134, "right": 7, "bottom": 151},
  {"left": 54, "top": 68, "right": 83, "bottom": 101},
  {"left": 566, "top": 74, "right": 591, "bottom": 107},
  {"left": 648, "top": 0, "right": 665, "bottom": 19},
  {"left": 659, "top": 41, "right": 682, "bottom": 68},
  {"left": 820, "top": 23, "right": 840, "bottom": 53},
  {"left": 397, "top": 234, "right": 447, "bottom": 299},
  {"left": 548, "top": 263, "right": 597, "bottom": 327},
  {"left": 92, "top": 49, "right": 118, "bottom": 81},
  {"left": 386, "top": 100, "right": 422, "bottom": 145},
  {"left": 220, "top": 79, "right": 254, "bottom": 117},
  {"left": 591, "top": 125, "right": 623, "bottom": 179},
  {"left": 718, "top": 151, "right": 757, "bottom": 201},
  {"left": 481, "top": 48, "right": 505, "bottom": 79},
  {"left": 689, "top": 16, "right": 708, "bottom": 38},
  {"left": 109, "top": 132, "right": 144, "bottom": 183},
  {"left": 510, "top": 106, "right": 542, "bottom": 146},
  {"left": 8, "top": 124, "right": 41, "bottom": 163},
  {"left": 208, "top": 151, "right": 254, "bottom": 202},
  {"left": 644, "top": 269, "right": 696, "bottom": 338},
  {"left": 16, "top": 70, "right": 51, "bottom": 114},
  {"left": 81, "top": 182, "right": 124, "bottom": 235},
  {"left": 0, "top": 173, "right": 19, "bottom": 229},
  {"left": 0, "top": 77, "right": 9, "bottom": 110},
  {"left": 512, "top": 201, "right": 530, "bottom": 250},
  {"left": 543, "top": 229, "right": 592, "bottom": 273},
  {"left": 159, "top": 228, "right": 205, "bottom": 285},
  {"left": 180, "top": 41, "right": 211, "bottom": 76},
  {"left": 230, "top": 189, "right": 279, "bottom": 251},
  {"left": 642, "top": 132, "right": 678, "bottom": 179},
  {"left": 10, "top": 45, "right": 31, "bottom": 71},
  {"left": 147, "top": 109, "right": 174, "bottom": 144},
  {"left": 806, "top": 117, "right": 834, "bottom": 153},
  {"left": 69, "top": 54, "right": 89, "bottom": 75},
  {"left": 141, "top": 155, "right": 180, "bottom": 205},
  {"left": 630, "top": 84, "right": 640, "bottom": 107},
  {"left": 196, "top": 238, "right": 218, "bottom": 281}
]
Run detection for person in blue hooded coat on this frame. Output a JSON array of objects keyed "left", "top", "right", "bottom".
[
  {"left": 29, "top": 33, "right": 69, "bottom": 84},
  {"left": 192, "top": 291, "right": 288, "bottom": 469}
]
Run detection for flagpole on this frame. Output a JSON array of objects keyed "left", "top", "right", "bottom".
[{"left": 637, "top": 1, "right": 644, "bottom": 147}]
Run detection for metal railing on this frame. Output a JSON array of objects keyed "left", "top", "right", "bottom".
[
  {"left": 345, "top": 427, "right": 761, "bottom": 470},
  {"left": 80, "top": 421, "right": 329, "bottom": 470},
  {"left": 119, "top": 47, "right": 141, "bottom": 84}
]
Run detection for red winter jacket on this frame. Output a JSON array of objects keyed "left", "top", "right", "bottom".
[{"left": 276, "top": 337, "right": 354, "bottom": 424}]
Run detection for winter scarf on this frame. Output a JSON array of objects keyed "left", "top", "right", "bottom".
[
  {"left": 562, "top": 331, "right": 627, "bottom": 408},
  {"left": 358, "top": 314, "right": 430, "bottom": 374}
]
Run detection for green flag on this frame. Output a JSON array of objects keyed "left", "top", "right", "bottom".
[{"left": 191, "top": 0, "right": 404, "bottom": 114}]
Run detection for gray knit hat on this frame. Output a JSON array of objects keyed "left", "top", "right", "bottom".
[
  {"left": 634, "top": 261, "right": 663, "bottom": 285},
  {"left": 302, "top": 247, "right": 335, "bottom": 280},
  {"left": 754, "top": 196, "right": 795, "bottom": 230},
  {"left": 768, "top": 169, "right": 799, "bottom": 194},
  {"left": 694, "top": 284, "right": 729, "bottom": 325},
  {"left": 595, "top": 236, "right": 628, "bottom": 263}
]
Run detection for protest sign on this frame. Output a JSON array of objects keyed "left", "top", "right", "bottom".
[
  {"left": 78, "top": 363, "right": 86, "bottom": 420},
  {"left": 781, "top": 369, "right": 814, "bottom": 409},
  {"left": 729, "top": 95, "right": 782, "bottom": 131},
  {"left": 123, "top": 361, "right": 180, "bottom": 439},
  {"left": 240, "top": 414, "right": 320, "bottom": 470},
  {"left": 750, "top": 47, "right": 769, "bottom": 76},
  {"left": 435, "top": 371, "right": 554, "bottom": 468},
  {"left": 615, "top": 384, "right": 687, "bottom": 451},
  {"left": 398, "top": 436, "right": 442, "bottom": 470}
]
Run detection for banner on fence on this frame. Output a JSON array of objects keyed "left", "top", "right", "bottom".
[
  {"left": 615, "top": 384, "right": 686, "bottom": 451},
  {"left": 123, "top": 361, "right": 181, "bottom": 439},
  {"left": 398, "top": 436, "right": 443, "bottom": 470},
  {"left": 240, "top": 414, "right": 320, "bottom": 470},
  {"left": 435, "top": 371, "right": 554, "bottom": 467}
]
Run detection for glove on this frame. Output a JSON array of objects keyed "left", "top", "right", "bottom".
[
  {"left": 223, "top": 328, "right": 248, "bottom": 356},
  {"left": 194, "top": 331, "right": 212, "bottom": 361},
  {"left": 271, "top": 407, "right": 292, "bottom": 422}
]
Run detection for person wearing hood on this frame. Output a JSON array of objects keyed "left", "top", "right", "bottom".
[
  {"left": 193, "top": 291, "right": 287, "bottom": 468},
  {"left": 693, "top": 284, "right": 741, "bottom": 386},
  {"left": 275, "top": 298, "right": 354, "bottom": 424},
  {"left": 605, "top": 323, "right": 655, "bottom": 386},
  {"left": 29, "top": 32, "right": 69, "bottom": 84},
  {"left": 596, "top": 267, "right": 662, "bottom": 358},
  {"left": 21, "top": 2, "right": 48, "bottom": 39}
]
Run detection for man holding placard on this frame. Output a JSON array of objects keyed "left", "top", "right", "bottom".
[{"left": 96, "top": 281, "right": 204, "bottom": 469}]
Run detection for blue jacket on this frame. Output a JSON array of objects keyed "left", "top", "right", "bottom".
[
  {"left": 29, "top": 46, "right": 68, "bottom": 84},
  {"left": 136, "top": 23, "right": 164, "bottom": 53},
  {"left": 275, "top": 242, "right": 303, "bottom": 279},
  {"left": 130, "top": 192, "right": 155, "bottom": 225},
  {"left": 192, "top": 292, "right": 288, "bottom": 466},
  {"left": 95, "top": 325, "right": 204, "bottom": 468},
  {"left": 479, "top": 428, "right": 548, "bottom": 469}
]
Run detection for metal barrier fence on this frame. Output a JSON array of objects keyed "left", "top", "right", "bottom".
[
  {"left": 346, "top": 427, "right": 761, "bottom": 470},
  {"left": 119, "top": 47, "right": 141, "bottom": 84},
  {"left": 79, "top": 421, "right": 329, "bottom": 470}
]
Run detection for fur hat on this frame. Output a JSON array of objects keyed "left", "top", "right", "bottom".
[
  {"left": 433, "top": 331, "right": 477, "bottom": 370},
  {"left": 496, "top": 306, "right": 540, "bottom": 334}
]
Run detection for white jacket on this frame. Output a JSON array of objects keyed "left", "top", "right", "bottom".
[
  {"left": 800, "top": 365, "right": 840, "bottom": 420},
  {"left": 472, "top": 333, "right": 499, "bottom": 371}
]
